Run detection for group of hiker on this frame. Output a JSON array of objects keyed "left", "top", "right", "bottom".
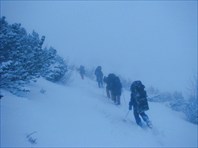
[{"left": 78, "top": 65, "right": 152, "bottom": 128}]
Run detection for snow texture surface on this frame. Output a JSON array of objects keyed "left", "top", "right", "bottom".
[{"left": 1, "top": 71, "right": 197, "bottom": 147}]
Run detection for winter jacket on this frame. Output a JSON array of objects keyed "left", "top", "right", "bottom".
[
  {"left": 105, "top": 73, "right": 116, "bottom": 90},
  {"left": 129, "top": 81, "right": 149, "bottom": 113}
]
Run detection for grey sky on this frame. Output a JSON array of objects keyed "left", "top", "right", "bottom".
[{"left": 1, "top": 1, "right": 197, "bottom": 95}]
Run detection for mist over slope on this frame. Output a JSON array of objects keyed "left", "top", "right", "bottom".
[
  {"left": 1, "top": 71, "right": 197, "bottom": 147},
  {"left": 1, "top": 1, "right": 197, "bottom": 147},
  {"left": 1, "top": 1, "right": 197, "bottom": 95}
]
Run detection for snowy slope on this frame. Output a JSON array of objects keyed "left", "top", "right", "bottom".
[{"left": 1, "top": 71, "right": 197, "bottom": 147}]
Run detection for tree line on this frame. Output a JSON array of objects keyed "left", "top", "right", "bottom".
[{"left": 0, "top": 16, "right": 67, "bottom": 95}]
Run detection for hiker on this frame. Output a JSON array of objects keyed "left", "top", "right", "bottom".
[
  {"left": 94, "top": 66, "right": 103, "bottom": 88},
  {"left": 111, "top": 76, "right": 122, "bottom": 105},
  {"left": 104, "top": 73, "right": 122, "bottom": 105},
  {"left": 79, "top": 65, "right": 85, "bottom": 79},
  {"left": 129, "top": 80, "right": 152, "bottom": 128},
  {"left": 103, "top": 75, "right": 112, "bottom": 98}
]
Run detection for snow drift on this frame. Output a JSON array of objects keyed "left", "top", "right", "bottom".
[{"left": 1, "top": 71, "right": 197, "bottom": 147}]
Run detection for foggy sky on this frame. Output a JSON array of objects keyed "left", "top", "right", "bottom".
[{"left": 1, "top": 1, "right": 197, "bottom": 96}]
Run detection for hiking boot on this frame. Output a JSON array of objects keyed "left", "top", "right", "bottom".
[{"left": 147, "top": 121, "right": 153, "bottom": 128}]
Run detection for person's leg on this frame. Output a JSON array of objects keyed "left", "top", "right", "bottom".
[
  {"left": 140, "top": 112, "right": 149, "bottom": 122},
  {"left": 140, "top": 112, "right": 152, "bottom": 128},
  {"left": 99, "top": 80, "right": 103, "bottom": 88},
  {"left": 106, "top": 87, "right": 110, "bottom": 98},
  {"left": 97, "top": 78, "right": 100, "bottom": 87},
  {"left": 111, "top": 92, "right": 116, "bottom": 103},
  {"left": 80, "top": 74, "right": 84, "bottom": 79},
  {"left": 133, "top": 109, "right": 142, "bottom": 127},
  {"left": 116, "top": 95, "right": 121, "bottom": 105},
  {"left": 100, "top": 79, "right": 103, "bottom": 87},
  {"left": 97, "top": 81, "right": 100, "bottom": 88}
]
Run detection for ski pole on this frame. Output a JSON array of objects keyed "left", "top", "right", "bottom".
[
  {"left": 124, "top": 110, "right": 130, "bottom": 120},
  {"left": 147, "top": 95, "right": 160, "bottom": 100},
  {"left": 121, "top": 89, "right": 126, "bottom": 104},
  {"left": 123, "top": 92, "right": 126, "bottom": 105}
]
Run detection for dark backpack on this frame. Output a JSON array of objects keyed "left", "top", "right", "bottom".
[
  {"left": 130, "top": 81, "right": 149, "bottom": 113},
  {"left": 111, "top": 76, "right": 122, "bottom": 95},
  {"left": 107, "top": 73, "right": 116, "bottom": 90}
]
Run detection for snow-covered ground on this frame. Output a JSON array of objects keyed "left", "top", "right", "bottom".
[{"left": 1, "top": 71, "right": 197, "bottom": 147}]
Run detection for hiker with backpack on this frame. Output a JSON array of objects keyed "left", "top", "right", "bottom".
[
  {"left": 94, "top": 66, "right": 104, "bottom": 88},
  {"left": 111, "top": 76, "right": 122, "bottom": 105},
  {"left": 79, "top": 65, "right": 85, "bottom": 80},
  {"left": 104, "top": 73, "right": 122, "bottom": 105},
  {"left": 103, "top": 74, "right": 115, "bottom": 99},
  {"left": 129, "top": 80, "right": 152, "bottom": 128}
]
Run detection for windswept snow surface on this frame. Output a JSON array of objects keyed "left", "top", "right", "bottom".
[{"left": 1, "top": 72, "right": 198, "bottom": 147}]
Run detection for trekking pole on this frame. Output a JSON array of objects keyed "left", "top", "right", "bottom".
[
  {"left": 147, "top": 95, "right": 160, "bottom": 101},
  {"left": 123, "top": 110, "right": 130, "bottom": 122},
  {"left": 123, "top": 92, "right": 126, "bottom": 105},
  {"left": 121, "top": 88, "right": 127, "bottom": 105}
]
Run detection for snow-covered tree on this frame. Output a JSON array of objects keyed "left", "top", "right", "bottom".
[
  {"left": 0, "top": 17, "right": 67, "bottom": 94},
  {"left": 41, "top": 47, "right": 67, "bottom": 82},
  {"left": 185, "top": 73, "right": 198, "bottom": 124},
  {"left": 0, "top": 17, "right": 45, "bottom": 93}
]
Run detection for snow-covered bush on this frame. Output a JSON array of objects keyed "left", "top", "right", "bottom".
[
  {"left": 185, "top": 74, "right": 198, "bottom": 124},
  {"left": 147, "top": 86, "right": 171, "bottom": 102},
  {"left": 169, "top": 91, "right": 187, "bottom": 112},
  {"left": 41, "top": 47, "right": 67, "bottom": 82},
  {"left": 185, "top": 97, "right": 198, "bottom": 124},
  {"left": 0, "top": 17, "right": 68, "bottom": 94},
  {"left": 147, "top": 84, "right": 197, "bottom": 125}
]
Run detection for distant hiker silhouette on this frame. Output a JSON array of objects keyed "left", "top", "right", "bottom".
[
  {"left": 95, "top": 66, "right": 104, "bottom": 88},
  {"left": 129, "top": 81, "right": 152, "bottom": 128},
  {"left": 104, "top": 73, "right": 122, "bottom": 105},
  {"left": 78, "top": 65, "right": 85, "bottom": 80}
]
